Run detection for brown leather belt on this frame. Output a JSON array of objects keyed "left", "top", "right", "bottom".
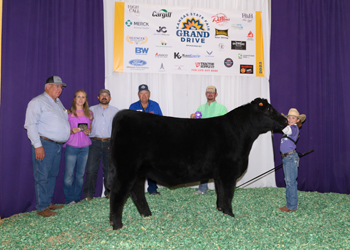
[
  {"left": 281, "top": 150, "right": 296, "bottom": 159},
  {"left": 40, "top": 136, "right": 64, "bottom": 144},
  {"left": 92, "top": 137, "right": 111, "bottom": 142}
]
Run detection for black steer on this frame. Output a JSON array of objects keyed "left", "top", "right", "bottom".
[{"left": 108, "top": 98, "right": 287, "bottom": 230}]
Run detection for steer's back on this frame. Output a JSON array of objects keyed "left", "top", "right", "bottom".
[{"left": 110, "top": 109, "right": 250, "bottom": 185}]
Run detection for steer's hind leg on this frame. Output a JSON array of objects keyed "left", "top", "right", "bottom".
[
  {"left": 109, "top": 176, "right": 135, "bottom": 230},
  {"left": 130, "top": 176, "right": 152, "bottom": 217},
  {"left": 214, "top": 178, "right": 225, "bottom": 211}
]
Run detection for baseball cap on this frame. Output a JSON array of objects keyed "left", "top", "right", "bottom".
[
  {"left": 138, "top": 84, "right": 149, "bottom": 93},
  {"left": 46, "top": 76, "right": 66, "bottom": 87},
  {"left": 99, "top": 89, "right": 111, "bottom": 96}
]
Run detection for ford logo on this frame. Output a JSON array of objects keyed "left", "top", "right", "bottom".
[{"left": 129, "top": 59, "right": 147, "bottom": 66}]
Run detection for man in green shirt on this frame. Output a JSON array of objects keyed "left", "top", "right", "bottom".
[{"left": 190, "top": 85, "right": 227, "bottom": 194}]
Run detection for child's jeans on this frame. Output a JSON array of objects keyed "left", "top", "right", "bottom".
[{"left": 282, "top": 152, "right": 299, "bottom": 210}]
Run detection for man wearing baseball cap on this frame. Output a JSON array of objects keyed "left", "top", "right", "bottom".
[
  {"left": 24, "top": 76, "right": 70, "bottom": 217},
  {"left": 129, "top": 84, "right": 163, "bottom": 195},
  {"left": 190, "top": 85, "right": 227, "bottom": 195},
  {"left": 84, "top": 89, "right": 119, "bottom": 201}
]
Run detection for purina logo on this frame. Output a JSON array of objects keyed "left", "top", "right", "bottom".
[
  {"left": 242, "top": 13, "right": 253, "bottom": 23},
  {"left": 129, "top": 59, "right": 147, "bottom": 66},
  {"left": 152, "top": 9, "right": 172, "bottom": 18},
  {"left": 135, "top": 47, "right": 149, "bottom": 55},
  {"left": 176, "top": 13, "right": 210, "bottom": 47},
  {"left": 126, "top": 36, "right": 148, "bottom": 44},
  {"left": 211, "top": 13, "right": 230, "bottom": 26}
]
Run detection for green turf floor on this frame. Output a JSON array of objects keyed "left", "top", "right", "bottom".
[{"left": 1, "top": 187, "right": 349, "bottom": 249}]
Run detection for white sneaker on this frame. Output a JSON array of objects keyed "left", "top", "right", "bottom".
[
  {"left": 194, "top": 190, "right": 206, "bottom": 195},
  {"left": 68, "top": 201, "right": 76, "bottom": 205}
]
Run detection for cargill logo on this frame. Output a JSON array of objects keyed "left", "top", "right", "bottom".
[{"left": 152, "top": 9, "right": 172, "bottom": 18}]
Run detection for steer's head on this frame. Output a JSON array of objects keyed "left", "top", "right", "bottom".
[{"left": 251, "top": 98, "right": 287, "bottom": 133}]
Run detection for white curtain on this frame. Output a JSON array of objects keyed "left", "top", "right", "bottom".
[{"left": 103, "top": 0, "right": 275, "bottom": 190}]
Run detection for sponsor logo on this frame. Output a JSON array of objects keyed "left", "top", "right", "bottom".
[
  {"left": 238, "top": 53, "right": 254, "bottom": 59},
  {"left": 125, "top": 20, "right": 132, "bottom": 27},
  {"left": 215, "top": 29, "right": 229, "bottom": 38},
  {"left": 205, "top": 51, "right": 214, "bottom": 57},
  {"left": 152, "top": 9, "right": 172, "bottom": 18},
  {"left": 135, "top": 47, "right": 149, "bottom": 55},
  {"left": 192, "top": 62, "right": 217, "bottom": 72},
  {"left": 159, "top": 63, "right": 166, "bottom": 72},
  {"left": 126, "top": 36, "right": 148, "bottom": 44},
  {"left": 247, "top": 31, "right": 254, "bottom": 41},
  {"left": 154, "top": 26, "right": 170, "bottom": 36},
  {"left": 156, "top": 39, "right": 172, "bottom": 48},
  {"left": 127, "top": 5, "right": 140, "bottom": 16},
  {"left": 155, "top": 53, "right": 168, "bottom": 58},
  {"left": 232, "top": 24, "right": 243, "bottom": 30},
  {"left": 218, "top": 43, "right": 225, "bottom": 50},
  {"left": 242, "top": 13, "right": 254, "bottom": 23},
  {"left": 224, "top": 58, "right": 233, "bottom": 68},
  {"left": 195, "top": 62, "right": 215, "bottom": 68},
  {"left": 126, "top": 20, "right": 149, "bottom": 29},
  {"left": 258, "top": 61, "right": 263, "bottom": 75},
  {"left": 176, "top": 13, "right": 210, "bottom": 47},
  {"left": 174, "top": 52, "right": 200, "bottom": 59},
  {"left": 129, "top": 59, "right": 147, "bottom": 66},
  {"left": 211, "top": 13, "right": 230, "bottom": 26},
  {"left": 175, "top": 65, "right": 185, "bottom": 70},
  {"left": 156, "top": 26, "right": 167, "bottom": 33},
  {"left": 240, "top": 65, "right": 253, "bottom": 74},
  {"left": 231, "top": 41, "right": 246, "bottom": 50}
]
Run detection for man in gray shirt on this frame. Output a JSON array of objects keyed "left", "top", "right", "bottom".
[
  {"left": 83, "top": 89, "right": 119, "bottom": 200},
  {"left": 24, "top": 76, "right": 70, "bottom": 217}
]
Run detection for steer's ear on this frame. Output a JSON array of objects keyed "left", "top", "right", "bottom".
[{"left": 252, "top": 98, "right": 268, "bottom": 110}]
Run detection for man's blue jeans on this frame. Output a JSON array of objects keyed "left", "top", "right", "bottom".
[
  {"left": 32, "top": 138, "right": 62, "bottom": 212},
  {"left": 198, "top": 181, "right": 209, "bottom": 193},
  {"left": 147, "top": 179, "right": 159, "bottom": 194},
  {"left": 282, "top": 152, "right": 299, "bottom": 210},
  {"left": 63, "top": 145, "right": 89, "bottom": 204},
  {"left": 83, "top": 139, "right": 110, "bottom": 198}
]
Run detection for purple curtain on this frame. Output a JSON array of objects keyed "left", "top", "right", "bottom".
[
  {"left": 0, "top": 0, "right": 105, "bottom": 218},
  {"left": 271, "top": 0, "right": 350, "bottom": 194}
]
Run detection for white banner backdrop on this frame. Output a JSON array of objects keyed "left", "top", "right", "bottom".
[
  {"left": 103, "top": 0, "right": 276, "bottom": 192},
  {"left": 113, "top": 3, "right": 265, "bottom": 77}
]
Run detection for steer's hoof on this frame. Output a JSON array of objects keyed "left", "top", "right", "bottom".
[{"left": 112, "top": 222, "right": 123, "bottom": 230}]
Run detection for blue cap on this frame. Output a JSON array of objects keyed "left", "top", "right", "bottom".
[{"left": 138, "top": 84, "right": 149, "bottom": 93}]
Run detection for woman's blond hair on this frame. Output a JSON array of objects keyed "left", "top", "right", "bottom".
[{"left": 68, "top": 89, "right": 93, "bottom": 120}]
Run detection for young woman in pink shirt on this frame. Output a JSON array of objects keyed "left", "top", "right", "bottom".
[{"left": 63, "top": 89, "right": 93, "bottom": 205}]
